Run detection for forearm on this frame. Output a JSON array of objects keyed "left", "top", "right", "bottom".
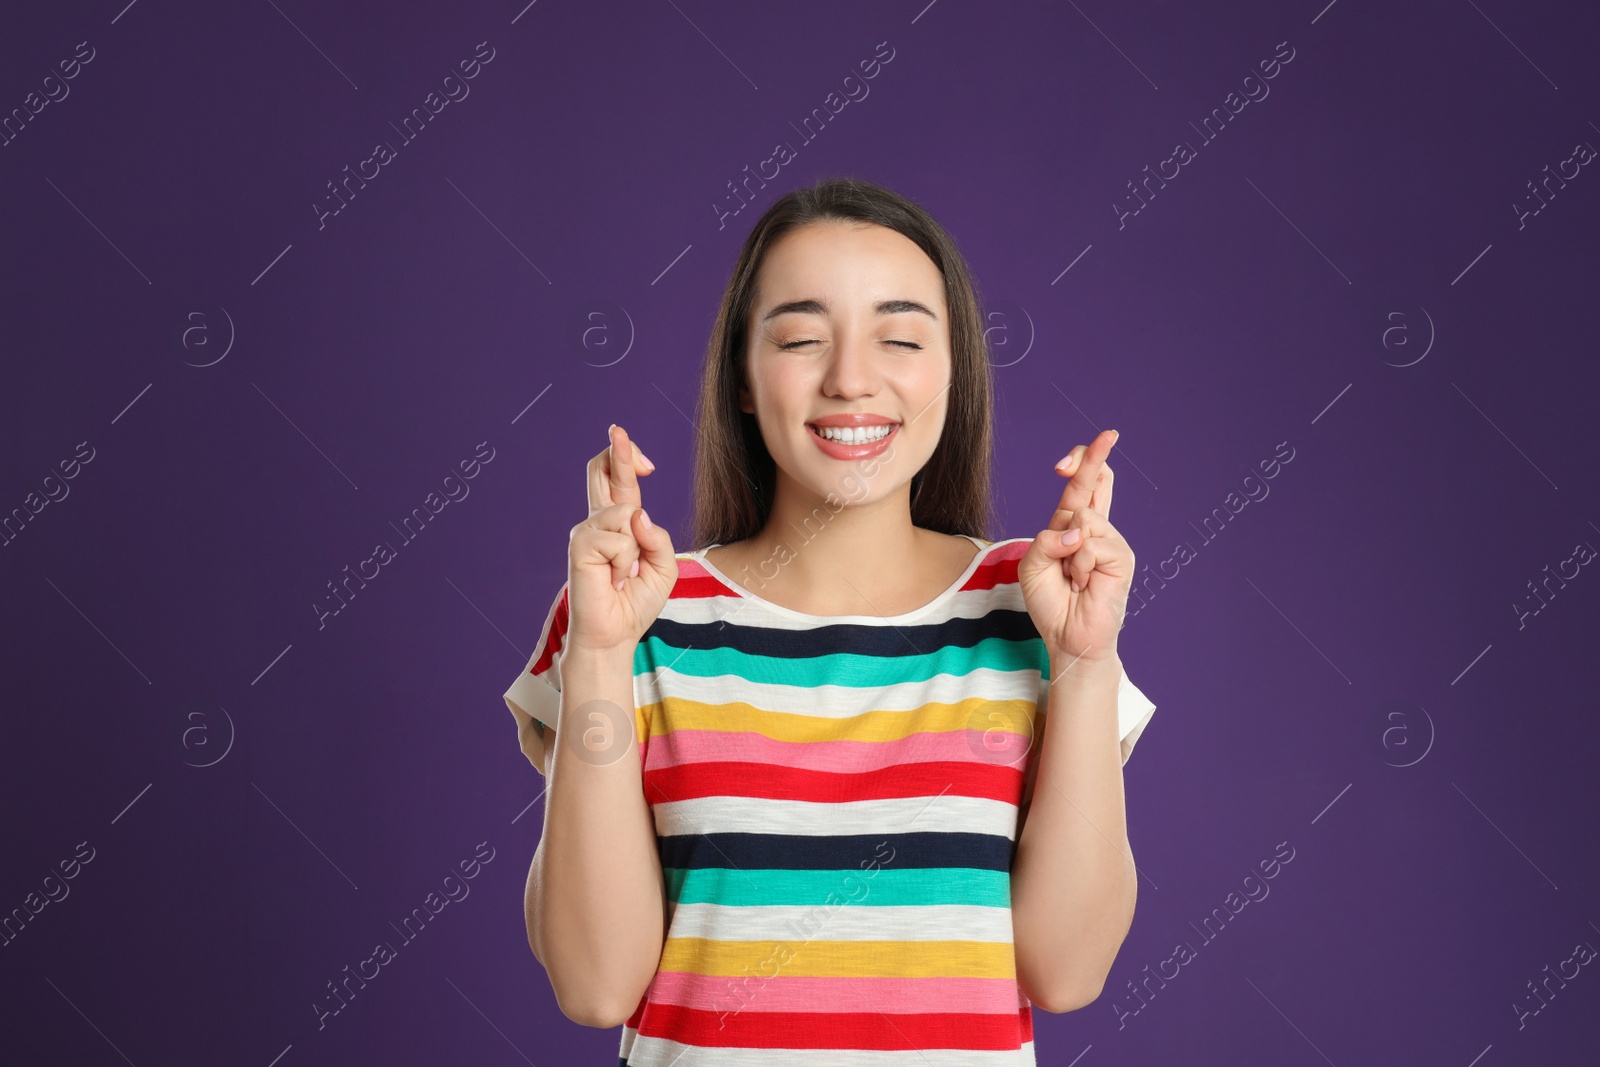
[
  {"left": 1011, "top": 653, "right": 1136, "bottom": 1011},
  {"left": 526, "top": 644, "right": 664, "bottom": 1027}
]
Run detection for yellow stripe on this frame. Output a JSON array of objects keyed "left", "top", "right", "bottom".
[
  {"left": 639, "top": 696, "right": 1037, "bottom": 743},
  {"left": 660, "top": 937, "right": 1017, "bottom": 978}
]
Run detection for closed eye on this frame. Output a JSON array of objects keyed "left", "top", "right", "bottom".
[{"left": 777, "top": 339, "right": 923, "bottom": 351}]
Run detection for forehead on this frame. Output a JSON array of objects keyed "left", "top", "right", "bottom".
[{"left": 753, "top": 221, "right": 945, "bottom": 316}]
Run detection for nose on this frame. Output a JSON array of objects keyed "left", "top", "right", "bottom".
[{"left": 820, "top": 334, "right": 880, "bottom": 400}]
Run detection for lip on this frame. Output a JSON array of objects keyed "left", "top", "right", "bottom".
[
  {"left": 808, "top": 413, "right": 899, "bottom": 428},
  {"left": 807, "top": 421, "right": 899, "bottom": 460}
]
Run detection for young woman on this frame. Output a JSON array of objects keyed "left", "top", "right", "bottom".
[{"left": 503, "top": 177, "right": 1157, "bottom": 1064}]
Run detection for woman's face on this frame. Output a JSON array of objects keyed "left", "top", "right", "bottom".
[{"left": 740, "top": 220, "right": 952, "bottom": 509}]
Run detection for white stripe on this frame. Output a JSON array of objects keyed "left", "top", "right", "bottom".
[
  {"left": 641, "top": 665, "right": 1045, "bottom": 718},
  {"left": 620, "top": 1033, "right": 1036, "bottom": 1066},
  {"left": 659, "top": 565, "right": 1030, "bottom": 632},
  {"left": 665, "top": 902, "right": 1015, "bottom": 942},
  {"left": 653, "top": 793, "right": 1019, "bottom": 837}
]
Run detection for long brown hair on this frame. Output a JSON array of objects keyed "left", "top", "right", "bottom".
[{"left": 686, "top": 176, "right": 998, "bottom": 551}]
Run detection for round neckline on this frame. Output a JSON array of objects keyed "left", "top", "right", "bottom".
[{"left": 692, "top": 533, "right": 993, "bottom": 624}]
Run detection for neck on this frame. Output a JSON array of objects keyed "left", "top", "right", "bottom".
[{"left": 741, "top": 472, "right": 926, "bottom": 603}]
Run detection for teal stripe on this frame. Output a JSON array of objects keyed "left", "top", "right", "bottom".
[
  {"left": 665, "top": 866, "right": 1011, "bottom": 908},
  {"left": 639, "top": 635, "right": 1043, "bottom": 689}
]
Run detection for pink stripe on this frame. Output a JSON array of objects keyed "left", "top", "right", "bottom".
[
  {"left": 646, "top": 971, "right": 1026, "bottom": 1014},
  {"left": 643, "top": 726, "right": 1032, "bottom": 774}
]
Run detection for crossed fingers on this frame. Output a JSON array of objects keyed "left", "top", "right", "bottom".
[
  {"left": 1057, "top": 504, "right": 1122, "bottom": 592},
  {"left": 1051, "top": 428, "right": 1118, "bottom": 526}
]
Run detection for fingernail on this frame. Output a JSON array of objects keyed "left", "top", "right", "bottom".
[
  {"left": 614, "top": 578, "right": 625, "bottom": 590},
  {"left": 629, "top": 558, "right": 640, "bottom": 578},
  {"left": 608, "top": 423, "right": 617, "bottom": 438},
  {"left": 639, "top": 508, "right": 652, "bottom": 529},
  {"left": 1055, "top": 455, "right": 1074, "bottom": 471},
  {"left": 639, "top": 452, "right": 656, "bottom": 472},
  {"left": 1060, "top": 528, "right": 1081, "bottom": 546}
]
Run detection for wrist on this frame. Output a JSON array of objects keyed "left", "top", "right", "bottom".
[
  {"left": 560, "top": 640, "right": 637, "bottom": 675},
  {"left": 1048, "top": 647, "right": 1122, "bottom": 683}
]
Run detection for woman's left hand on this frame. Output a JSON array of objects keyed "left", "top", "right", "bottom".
[{"left": 1016, "top": 429, "right": 1135, "bottom": 668}]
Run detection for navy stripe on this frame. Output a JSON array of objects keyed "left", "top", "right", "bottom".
[
  {"left": 643, "top": 608, "right": 1043, "bottom": 661},
  {"left": 657, "top": 830, "right": 1015, "bottom": 873}
]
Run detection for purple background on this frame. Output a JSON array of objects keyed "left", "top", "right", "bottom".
[{"left": 4, "top": 0, "right": 1598, "bottom": 1062}]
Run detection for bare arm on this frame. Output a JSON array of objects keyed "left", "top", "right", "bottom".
[
  {"left": 1012, "top": 430, "right": 1145, "bottom": 1012},
  {"left": 523, "top": 422, "right": 675, "bottom": 1029},
  {"left": 525, "top": 643, "right": 665, "bottom": 1028},
  {"left": 1010, "top": 653, "right": 1135, "bottom": 1013}
]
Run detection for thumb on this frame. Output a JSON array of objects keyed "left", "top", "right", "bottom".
[
  {"left": 632, "top": 507, "right": 674, "bottom": 574},
  {"left": 1021, "top": 526, "right": 1079, "bottom": 579}
]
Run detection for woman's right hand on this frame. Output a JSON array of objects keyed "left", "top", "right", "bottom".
[{"left": 565, "top": 423, "right": 679, "bottom": 656}]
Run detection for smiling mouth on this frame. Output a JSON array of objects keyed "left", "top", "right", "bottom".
[{"left": 806, "top": 422, "right": 901, "bottom": 444}]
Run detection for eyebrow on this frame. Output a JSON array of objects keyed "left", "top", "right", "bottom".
[{"left": 759, "top": 297, "right": 940, "bottom": 323}]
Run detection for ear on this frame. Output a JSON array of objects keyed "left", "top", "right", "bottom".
[{"left": 738, "top": 382, "right": 754, "bottom": 414}]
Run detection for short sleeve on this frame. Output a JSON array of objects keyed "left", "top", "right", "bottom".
[
  {"left": 503, "top": 581, "right": 570, "bottom": 771},
  {"left": 1115, "top": 669, "right": 1158, "bottom": 766},
  {"left": 1036, "top": 664, "right": 1158, "bottom": 766}
]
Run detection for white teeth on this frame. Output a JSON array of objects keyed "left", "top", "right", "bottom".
[{"left": 815, "top": 424, "right": 894, "bottom": 444}]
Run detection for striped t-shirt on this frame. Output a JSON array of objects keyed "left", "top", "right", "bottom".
[{"left": 503, "top": 534, "right": 1158, "bottom": 1065}]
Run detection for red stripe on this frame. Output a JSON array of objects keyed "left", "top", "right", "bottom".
[
  {"left": 672, "top": 564, "right": 742, "bottom": 600},
  {"left": 644, "top": 760, "right": 1022, "bottom": 804},
  {"left": 529, "top": 583, "right": 570, "bottom": 678},
  {"left": 960, "top": 540, "right": 1028, "bottom": 593},
  {"left": 626, "top": 993, "right": 646, "bottom": 1031},
  {"left": 636, "top": 1002, "right": 1033, "bottom": 1050}
]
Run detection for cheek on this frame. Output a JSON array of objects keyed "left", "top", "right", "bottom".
[
  {"left": 766, "top": 358, "right": 818, "bottom": 393},
  {"left": 894, "top": 363, "right": 950, "bottom": 428},
  {"left": 894, "top": 351, "right": 948, "bottom": 389},
  {"left": 756, "top": 365, "right": 816, "bottom": 422}
]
